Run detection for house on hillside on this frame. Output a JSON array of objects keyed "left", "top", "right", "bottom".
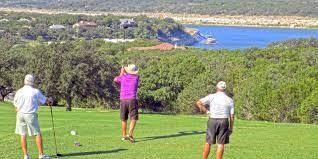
[
  {"left": 0, "top": 19, "right": 9, "bottom": 23},
  {"left": 18, "top": 18, "right": 31, "bottom": 23},
  {"left": 49, "top": 24, "right": 66, "bottom": 31},
  {"left": 103, "top": 38, "right": 136, "bottom": 43},
  {"left": 73, "top": 21, "right": 97, "bottom": 31},
  {"left": 128, "top": 43, "right": 186, "bottom": 51},
  {"left": 22, "top": 25, "right": 31, "bottom": 29},
  {"left": 120, "top": 18, "right": 137, "bottom": 29}
]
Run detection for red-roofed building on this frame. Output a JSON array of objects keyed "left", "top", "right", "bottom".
[
  {"left": 73, "top": 21, "right": 97, "bottom": 31},
  {"left": 128, "top": 43, "right": 186, "bottom": 51}
]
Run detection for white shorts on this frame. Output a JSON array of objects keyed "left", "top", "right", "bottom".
[{"left": 15, "top": 113, "right": 41, "bottom": 136}]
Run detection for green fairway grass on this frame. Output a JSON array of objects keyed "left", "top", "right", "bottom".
[{"left": 0, "top": 103, "right": 317, "bottom": 159}]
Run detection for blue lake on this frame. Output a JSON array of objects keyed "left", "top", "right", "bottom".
[{"left": 187, "top": 25, "right": 318, "bottom": 50}]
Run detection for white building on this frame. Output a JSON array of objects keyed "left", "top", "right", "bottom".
[
  {"left": 103, "top": 38, "right": 136, "bottom": 43},
  {"left": 49, "top": 24, "right": 66, "bottom": 30}
]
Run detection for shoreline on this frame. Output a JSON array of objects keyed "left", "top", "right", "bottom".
[
  {"left": 1, "top": 7, "right": 318, "bottom": 29},
  {"left": 184, "top": 23, "right": 318, "bottom": 30}
]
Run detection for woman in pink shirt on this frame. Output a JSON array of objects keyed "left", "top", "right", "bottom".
[{"left": 114, "top": 64, "right": 139, "bottom": 143}]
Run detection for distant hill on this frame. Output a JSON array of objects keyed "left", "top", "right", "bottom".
[
  {"left": 0, "top": 11, "right": 198, "bottom": 45},
  {"left": 1, "top": 0, "right": 318, "bottom": 17}
]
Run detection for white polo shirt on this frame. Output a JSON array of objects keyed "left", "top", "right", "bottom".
[
  {"left": 200, "top": 92, "right": 234, "bottom": 118},
  {"left": 14, "top": 85, "right": 47, "bottom": 114}
]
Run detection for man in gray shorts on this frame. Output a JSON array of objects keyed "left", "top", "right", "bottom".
[
  {"left": 196, "top": 81, "right": 234, "bottom": 159},
  {"left": 114, "top": 64, "right": 140, "bottom": 143},
  {"left": 14, "top": 74, "right": 53, "bottom": 159}
]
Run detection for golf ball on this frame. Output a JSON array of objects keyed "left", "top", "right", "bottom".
[{"left": 70, "top": 130, "right": 77, "bottom": 135}]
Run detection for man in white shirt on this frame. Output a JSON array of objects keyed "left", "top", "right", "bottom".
[
  {"left": 196, "top": 81, "right": 234, "bottom": 159},
  {"left": 14, "top": 74, "right": 53, "bottom": 159}
]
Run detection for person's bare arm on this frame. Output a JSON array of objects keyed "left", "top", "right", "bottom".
[
  {"left": 13, "top": 92, "right": 20, "bottom": 112},
  {"left": 196, "top": 100, "right": 209, "bottom": 114},
  {"left": 114, "top": 67, "right": 126, "bottom": 83},
  {"left": 229, "top": 100, "right": 235, "bottom": 134},
  {"left": 119, "top": 67, "right": 125, "bottom": 76},
  {"left": 229, "top": 114, "right": 234, "bottom": 134}
]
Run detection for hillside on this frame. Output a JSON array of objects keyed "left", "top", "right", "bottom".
[
  {"left": 0, "top": 103, "right": 317, "bottom": 159},
  {"left": 1, "top": 36, "right": 318, "bottom": 123},
  {"left": 1, "top": 7, "right": 318, "bottom": 124},
  {"left": 0, "top": 11, "right": 197, "bottom": 45},
  {"left": 2, "top": 0, "right": 318, "bottom": 17},
  {"left": 1, "top": 7, "right": 318, "bottom": 28}
]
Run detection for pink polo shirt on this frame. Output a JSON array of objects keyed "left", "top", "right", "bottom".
[{"left": 115, "top": 74, "right": 139, "bottom": 100}]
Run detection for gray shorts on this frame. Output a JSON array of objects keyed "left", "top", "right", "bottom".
[
  {"left": 15, "top": 113, "right": 41, "bottom": 136},
  {"left": 206, "top": 118, "right": 230, "bottom": 144},
  {"left": 120, "top": 99, "right": 139, "bottom": 121}
]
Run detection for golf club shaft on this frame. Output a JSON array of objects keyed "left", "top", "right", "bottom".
[{"left": 49, "top": 105, "right": 59, "bottom": 155}]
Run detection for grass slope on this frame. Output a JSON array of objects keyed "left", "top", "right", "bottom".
[{"left": 0, "top": 103, "right": 317, "bottom": 159}]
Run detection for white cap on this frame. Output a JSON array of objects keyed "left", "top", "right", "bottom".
[
  {"left": 124, "top": 64, "right": 139, "bottom": 75},
  {"left": 216, "top": 81, "right": 226, "bottom": 90},
  {"left": 24, "top": 74, "right": 35, "bottom": 86}
]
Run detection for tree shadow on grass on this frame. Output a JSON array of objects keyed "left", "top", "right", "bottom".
[
  {"left": 58, "top": 148, "right": 127, "bottom": 157},
  {"left": 135, "top": 130, "right": 205, "bottom": 143}
]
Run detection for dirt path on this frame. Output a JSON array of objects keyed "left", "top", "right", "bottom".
[{"left": 1, "top": 7, "right": 318, "bottom": 28}]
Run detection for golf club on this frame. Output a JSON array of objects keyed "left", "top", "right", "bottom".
[{"left": 49, "top": 105, "right": 62, "bottom": 157}]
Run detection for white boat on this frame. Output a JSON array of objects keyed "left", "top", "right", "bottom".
[{"left": 205, "top": 37, "right": 216, "bottom": 45}]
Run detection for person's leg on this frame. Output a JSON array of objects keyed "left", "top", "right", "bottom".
[
  {"left": 120, "top": 100, "right": 129, "bottom": 138},
  {"left": 216, "top": 144, "right": 225, "bottom": 159},
  {"left": 215, "top": 119, "right": 229, "bottom": 159},
  {"left": 16, "top": 113, "right": 28, "bottom": 158},
  {"left": 204, "top": 118, "right": 216, "bottom": 159},
  {"left": 202, "top": 143, "right": 211, "bottom": 159},
  {"left": 25, "top": 113, "right": 46, "bottom": 158},
  {"left": 128, "top": 99, "right": 138, "bottom": 137},
  {"left": 128, "top": 119, "right": 137, "bottom": 136},
  {"left": 121, "top": 120, "right": 127, "bottom": 137},
  {"left": 35, "top": 134, "right": 44, "bottom": 156},
  {"left": 20, "top": 135, "right": 28, "bottom": 156}
]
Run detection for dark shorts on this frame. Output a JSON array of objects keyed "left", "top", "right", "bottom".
[
  {"left": 206, "top": 118, "right": 230, "bottom": 145},
  {"left": 120, "top": 99, "right": 138, "bottom": 121}
]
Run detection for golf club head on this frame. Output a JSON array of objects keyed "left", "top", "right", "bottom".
[
  {"left": 56, "top": 153, "right": 62, "bottom": 157},
  {"left": 74, "top": 141, "right": 82, "bottom": 147}
]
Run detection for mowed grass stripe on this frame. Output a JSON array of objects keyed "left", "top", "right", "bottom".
[{"left": 0, "top": 103, "right": 317, "bottom": 159}]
